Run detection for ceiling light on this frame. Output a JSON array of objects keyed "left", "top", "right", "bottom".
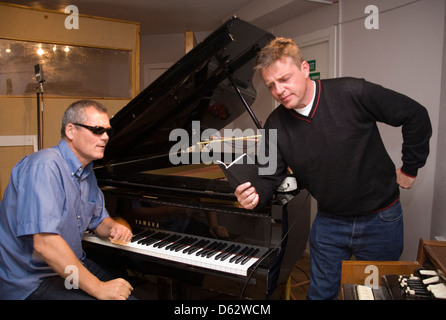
[{"left": 37, "top": 45, "right": 44, "bottom": 56}]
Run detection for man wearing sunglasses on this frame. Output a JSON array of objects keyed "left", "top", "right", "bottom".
[{"left": 0, "top": 100, "right": 134, "bottom": 300}]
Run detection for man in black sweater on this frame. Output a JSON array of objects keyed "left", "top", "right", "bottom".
[{"left": 235, "top": 38, "right": 432, "bottom": 299}]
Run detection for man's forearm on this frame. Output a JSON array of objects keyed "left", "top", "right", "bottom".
[
  {"left": 93, "top": 216, "right": 114, "bottom": 238},
  {"left": 33, "top": 233, "right": 101, "bottom": 297}
]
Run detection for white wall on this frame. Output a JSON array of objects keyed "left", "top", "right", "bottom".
[
  {"left": 431, "top": 5, "right": 446, "bottom": 242},
  {"left": 339, "top": 0, "right": 444, "bottom": 260},
  {"left": 140, "top": 0, "right": 446, "bottom": 260}
]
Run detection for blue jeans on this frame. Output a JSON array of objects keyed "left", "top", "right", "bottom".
[
  {"left": 26, "top": 258, "right": 137, "bottom": 300},
  {"left": 307, "top": 200, "right": 404, "bottom": 300}
]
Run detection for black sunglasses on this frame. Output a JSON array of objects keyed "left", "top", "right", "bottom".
[{"left": 73, "top": 123, "right": 114, "bottom": 136}]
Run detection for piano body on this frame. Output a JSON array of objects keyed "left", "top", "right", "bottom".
[{"left": 83, "top": 17, "right": 311, "bottom": 300}]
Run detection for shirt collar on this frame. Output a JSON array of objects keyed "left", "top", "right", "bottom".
[{"left": 57, "top": 139, "right": 93, "bottom": 180}]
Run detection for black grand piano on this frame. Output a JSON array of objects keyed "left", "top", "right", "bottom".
[{"left": 83, "top": 17, "right": 310, "bottom": 300}]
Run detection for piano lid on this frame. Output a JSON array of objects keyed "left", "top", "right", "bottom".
[{"left": 98, "top": 17, "right": 274, "bottom": 167}]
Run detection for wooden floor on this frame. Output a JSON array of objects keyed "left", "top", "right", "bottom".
[{"left": 287, "top": 253, "right": 311, "bottom": 300}]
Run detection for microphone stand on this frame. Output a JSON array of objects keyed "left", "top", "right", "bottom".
[{"left": 35, "top": 65, "right": 45, "bottom": 150}]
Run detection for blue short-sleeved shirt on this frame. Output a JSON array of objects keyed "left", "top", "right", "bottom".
[{"left": 0, "top": 139, "right": 109, "bottom": 300}]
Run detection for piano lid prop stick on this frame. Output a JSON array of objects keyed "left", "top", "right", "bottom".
[{"left": 225, "top": 70, "right": 263, "bottom": 130}]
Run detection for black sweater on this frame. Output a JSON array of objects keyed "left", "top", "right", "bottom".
[{"left": 255, "top": 77, "right": 432, "bottom": 216}]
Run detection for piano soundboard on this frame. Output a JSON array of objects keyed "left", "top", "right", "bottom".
[{"left": 83, "top": 228, "right": 270, "bottom": 277}]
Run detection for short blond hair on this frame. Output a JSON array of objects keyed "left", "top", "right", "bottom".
[{"left": 255, "top": 37, "right": 305, "bottom": 71}]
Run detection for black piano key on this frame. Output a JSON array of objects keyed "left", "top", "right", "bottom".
[
  {"left": 142, "top": 238, "right": 160, "bottom": 246},
  {"left": 241, "top": 248, "right": 260, "bottom": 265},
  {"left": 131, "top": 230, "right": 155, "bottom": 243},
  {"left": 235, "top": 248, "right": 255, "bottom": 264},
  {"left": 137, "top": 235, "right": 154, "bottom": 245},
  {"left": 184, "top": 239, "right": 209, "bottom": 255},
  {"left": 216, "top": 242, "right": 228, "bottom": 252},
  {"left": 167, "top": 241, "right": 184, "bottom": 251},
  {"left": 164, "top": 235, "right": 184, "bottom": 250},
  {"left": 165, "top": 236, "right": 192, "bottom": 251},
  {"left": 229, "top": 246, "right": 249, "bottom": 263},
  {"left": 206, "top": 242, "right": 228, "bottom": 258},
  {"left": 206, "top": 241, "right": 223, "bottom": 254},
  {"left": 220, "top": 245, "right": 241, "bottom": 261},
  {"left": 197, "top": 241, "right": 218, "bottom": 256},
  {"left": 183, "top": 237, "right": 199, "bottom": 246},
  {"left": 187, "top": 246, "right": 201, "bottom": 255},
  {"left": 138, "top": 232, "right": 169, "bottom": 246},
  {"left": 131, "top": 232, "right": 145, "bottom": 243},
  {"left": 164, "top": 234, "right": 182, "bottom": 247},
  {"left": 171, "top": 243, "right": 185, "bottom": 251},
  {"left": 154, "top": 234, "right": 182, "bottom": 249},
  {"left": 215, "top": 244, "right": 235, "bottom": 260},
  {"left": 173, "top": 237, "right": 198, "bottom": 252},
  {"left": 165, "top": 242, "right": 179, "bottom": 251}
]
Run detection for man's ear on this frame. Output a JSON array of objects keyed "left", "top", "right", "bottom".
[
  {"left": 301, "top": 61, "right": 310, "bottom": 78},
  {"left": 65, "top": 123, "right": 76, "bottom": 140}
]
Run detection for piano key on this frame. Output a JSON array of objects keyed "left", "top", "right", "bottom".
[
  {"left": 137, "top": 231, "right": 170, "bottom": 246},
  {"left": 206, "top": 242, "right": 228, "bottom": 258},
  {"left": 198, "top": 241, "right": 226, "bottom": 257},
  {"left": 83, "top": 229, "right": 268, "bottom": 276},
  {"left": 219, "top": 245, "right": 241, "bottom": 261},
  {"left": 197, "top": 241, "right": 218, "bottom": 256},
  {"left": 131, "top": 230, "right": 155, "bottom": 242},
  {"left": 215, "top": 244, "right": 235, "bottom": 259},
  {"left": 153, "top": 234, "right": 182, "bottom": 248},
  {"left": 235, "top": 247, "right": 255, "bottom": 264},
  {"left": 173, "top": 237, "right": 198, "bottom": 252},
  {"left": 230, "top": 246, "right": 249, "bottom": 263},
  {"left": 185, "top": 239, "right": 209, "bottom": 255},
  {"left": 241, "top": 248, "right": 260, "bottom": 265}
]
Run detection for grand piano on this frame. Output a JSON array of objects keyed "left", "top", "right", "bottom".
[{"left": 83, "top": 17, "right": 311, "bottom": 300}]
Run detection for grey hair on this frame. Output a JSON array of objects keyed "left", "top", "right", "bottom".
[{"left": 61, "top": 100, "right": 108, "bottom": 138}]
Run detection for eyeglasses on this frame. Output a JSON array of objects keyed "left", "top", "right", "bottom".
[{"left": 73, "top": 123, "right": 114, "bottom": 136}]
